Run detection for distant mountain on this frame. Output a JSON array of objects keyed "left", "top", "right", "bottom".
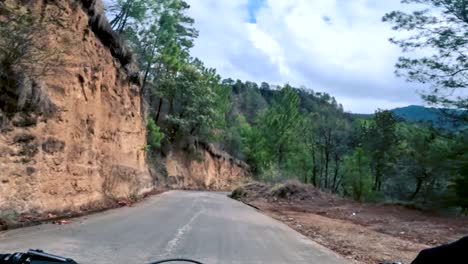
[
  {"left": 392, "top": 105, "right": 468, "bottom": 130},
  {"left": 391, "top": 105, "right": 443, "bottom": 124},
  {"left": 353, "top": 105, "right": 462, "bottom": 130}
]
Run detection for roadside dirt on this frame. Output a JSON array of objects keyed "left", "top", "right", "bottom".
[
  {"left": 1, "top": 189, "right": 165, "bottom": 231},
  {"left": 232, "top": 181, "right": 468, "bottom": 264}
]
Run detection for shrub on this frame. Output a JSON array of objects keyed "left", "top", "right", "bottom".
[{"left": 147, "top": 117, "right": 164, "bottom": 151}]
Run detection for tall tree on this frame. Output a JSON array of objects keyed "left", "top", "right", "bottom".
[
  {"left": 383, "top": 0, "right": 468, "bottom": 122},
  {"left": 364, "top": 110, "right": 400, "bottom": 191},
  {"left": 342, "top": 148, "right": 374, "bottom": 202},
  {"left": 258, "top": 85, "right": 301, "bottom": 167},
  {"left": 108, "top": 0, "right": 149, "bottom": 33}
]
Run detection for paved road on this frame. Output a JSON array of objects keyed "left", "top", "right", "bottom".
[{"left": 0, "top": 191, "right": 348, "bottom": 264}]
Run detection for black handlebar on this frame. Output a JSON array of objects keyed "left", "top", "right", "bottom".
[
  {"left": 0, "top": 250, "right": 77, "bottom": 264},
  {"left": 0, "top": 250, "right": 205, "bottom": 264}
]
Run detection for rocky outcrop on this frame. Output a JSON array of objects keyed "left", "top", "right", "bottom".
[
  {"left": 165, "top": 144, "right": 250, "bottom": 191},
  {"left": 0, "top": 0, "right": 152, "bottom": 217}
]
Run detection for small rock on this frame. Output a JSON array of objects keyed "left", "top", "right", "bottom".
[
  {"left": 42, "top": 137, "right": 65, "bottom": 154},
  {"left": 12, "top": 113, "right": 37, "bottom": 128},
  {"left": 47, "top": 213, "right": 57, "bottom": 219},
  {"left": 14, "top": 134, "right": 35, "bottom": 143},
  {"left": 26, "top": 167, "right": 36, "bottom": 176},
  {"left": 0, "top": 111, "right": 12, "bottom": 132},
  {"left": 18, "top": 143, "right": 39, "bottom": 157},
  {"left": 53, "top": 219, "right": 72, "bottom": 225}
]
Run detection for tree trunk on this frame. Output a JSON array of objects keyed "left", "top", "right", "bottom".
[
  {"left": 373, "top": 163, "right": 382, "bottom": 192},
  {"left": 278, "top": 144, "right": 283, "bottom": 165},
  {"left": 118, "top": 12, "right": 130, "bottom": 33},
  {"left": 155, "top": 98, "right": 164, "bottom": 123},
  {"left": 324, "top": 150, "right": 330, "bottom": 189},
  {"left": 332, "top": 154, "right": 340, "bottom": 192},
  {"left": 140, "top": 46, "right": 156, "bottom": 111},
  {"left": 411, "top": 178, "right": 423, "bottom": 200}
]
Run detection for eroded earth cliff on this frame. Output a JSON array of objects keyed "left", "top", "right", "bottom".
[
  {"left": 165, "top": 144, "right": 250, "bottom": 190},
  {"left": 0, "top": 0, "right": 152, "bottom": 218}
]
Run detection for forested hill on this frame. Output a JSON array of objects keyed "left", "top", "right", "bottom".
[
  {"left": 391, "top": 105, "right": 466, "bottom": 130},
  {"left": 354, "top": 105, "right": 462, "bottom": 130},
  {"left": 224, "top": 79, "right": 347, "bottom": 124},
  {"left": 392, "top": 105, "right": 441, "bottom": 122}
]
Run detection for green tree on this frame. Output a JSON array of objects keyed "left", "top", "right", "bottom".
[
  {"left": 165, "top": 59, "right": 227, "bottom": 143},
  {"left": 363, "top": 110, "right": 400, "bottom": 191},
  {"left": 108, "top": 0, "right": 149, "bottom": 33},
  {"left": 383, "top": 0, "right": 468, "bottom": 121},
  {"left": 257, "top": 85, "right": 302, "bottom": 166},
  {"left": 343, "top": 148, "right": 374, "bottom": 202},
  {"left": 301, "top": 113, "right": 320, "bottom": 186},
  {"left": 309, "top": 108, "right": 351, "bottom": 190},
  {"left": 449, "top": 133, "right": 468, "bottom": 212},
  {"left": 122, "top": 0, "right": 198, "bottom": 110},
  {"left": 396, "top": 125, "right": 451, "bottom": 201},
  {"left": 147, "top": 117, "right": 164, "bottom": 151}
]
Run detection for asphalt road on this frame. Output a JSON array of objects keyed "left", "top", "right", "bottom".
[{"left": 0, "top": 191, "right": 348, "bottom": 264}]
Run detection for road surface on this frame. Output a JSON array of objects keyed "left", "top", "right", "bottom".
[{"left": 0, "top": 191, "right": 348, "bottom": 264}]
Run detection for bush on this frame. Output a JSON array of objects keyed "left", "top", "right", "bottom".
[
  {"left": 147, "top": 117, "right": 164, "bottom": 152},
  {"left": 260, "top": 163, "right": 282, "bottom": 182},
  {"left": 270, "top": 180, "right": 311, "bottom": 200},
  {"left": 230, "top": 187, "right": 248, "bottom": 200}
]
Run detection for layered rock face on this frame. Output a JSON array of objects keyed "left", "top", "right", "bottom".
[
  {"left": 0, "top": 0, "right": 153, "bottom": 216},
  {"left": 165, "top": 144, "right": 250, "bottom": 191}
]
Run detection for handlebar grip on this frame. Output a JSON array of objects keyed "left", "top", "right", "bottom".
[{"left": 0, "top": 254, "right": 9, "bottom": 262}]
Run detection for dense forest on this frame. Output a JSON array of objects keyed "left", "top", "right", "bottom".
[{"left": 102, "top": 0, "right": 467, "bottom": 211}]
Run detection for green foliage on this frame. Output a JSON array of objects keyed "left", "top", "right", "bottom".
[
  {"left": 362, "top": 110, "right": 400, "bottom": 191},
  {"left": 260, "top": 163, "right": 283, "bottom": 183},
  {"left": 237, "top": 85, "right": 304, "bottom": 176},
  {"left": 147, "top": 117, "right": 164, "bottom": 150},
  {"left": 383, "top": 0, "right": 468, "bottom": 121},
  {"left": 343, "top": 148, "right": 374, "bottom": 202},
  {"left": 448, "top": 134, "right": 468, "bottom": 212},
  {"left": 450, "top": 168, "right": 468, "bottom": 212},
  {"left": 164, "top": 60, "right": 227, "bottom": 142}
]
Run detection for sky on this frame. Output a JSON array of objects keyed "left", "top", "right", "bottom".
[{"left": 185, "top": 0, "right": 428, "bottom": 113}]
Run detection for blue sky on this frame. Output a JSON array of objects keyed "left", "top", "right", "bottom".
[
  {"left": 185, "top": 0, "right": 426, "bottom": 113},
  {"left": 247, "top": 0, "right": 265, "bottom": 23}
]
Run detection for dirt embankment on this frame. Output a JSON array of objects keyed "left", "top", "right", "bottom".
[
  {"left": 0, "top": 0, "right": 152, "bottom": 226},
  {"left": 231, "top": 181, "right": 468, "bottom": 264},
  {"left": 165, "top": 144, "right": 250, "bottom": 190}
]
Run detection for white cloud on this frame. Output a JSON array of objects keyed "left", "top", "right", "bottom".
[{"left": 186, "top": 0, "right": 428, "bottom": 113}]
